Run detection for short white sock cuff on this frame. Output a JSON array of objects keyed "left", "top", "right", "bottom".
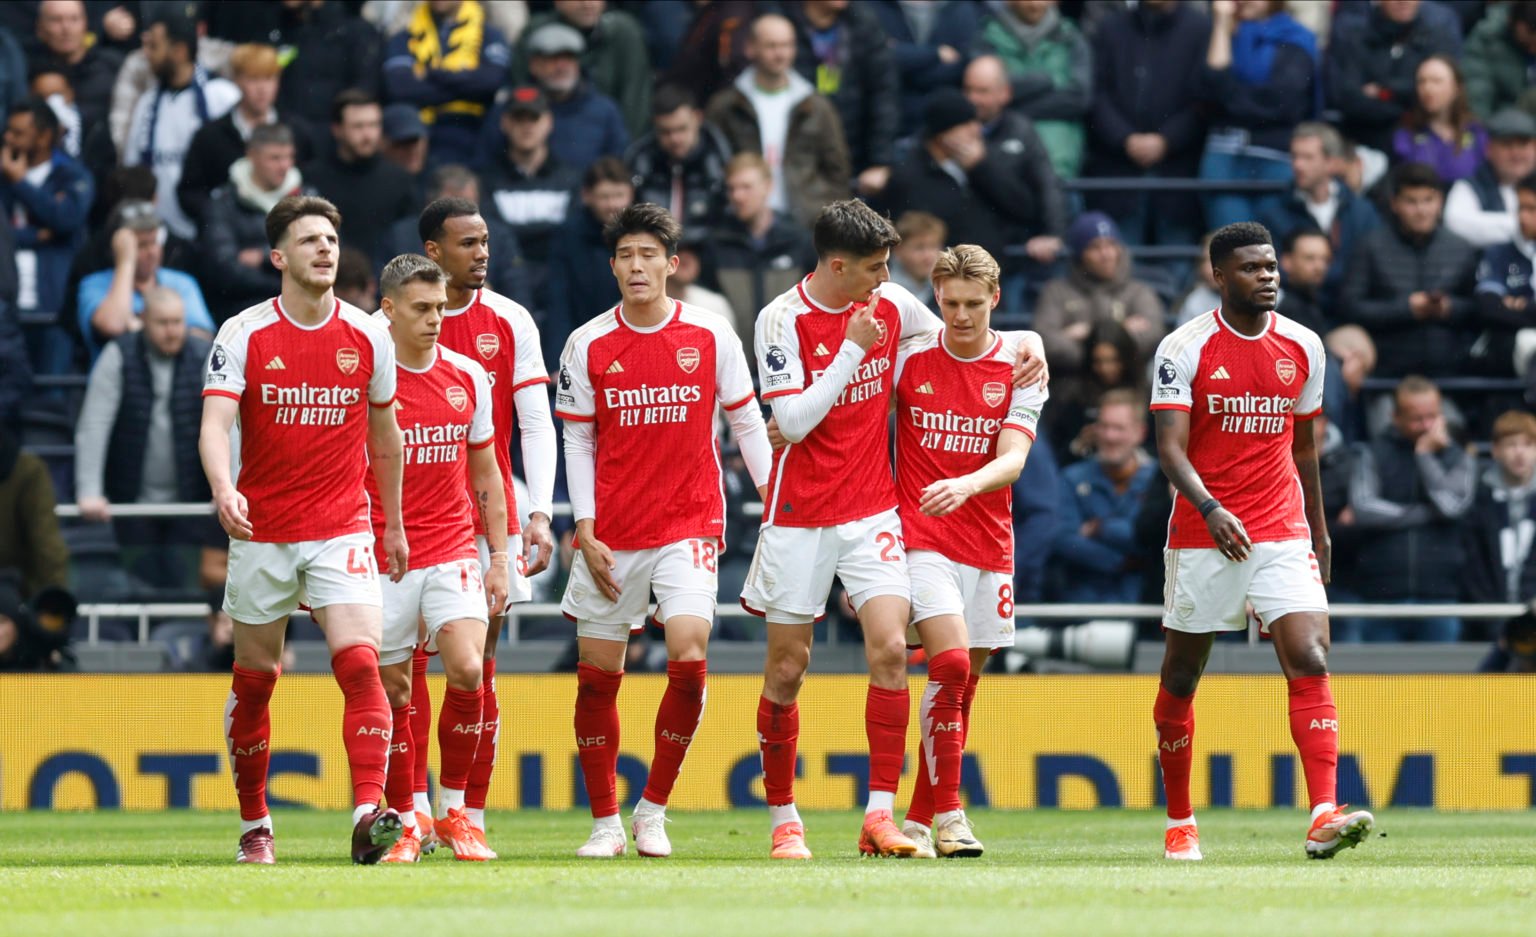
[
  {"left": 594, "top": 813, "right": 624, "bottom": 832},
  {"left": 467, "top": 806, "right": 486, "bottom": 831},
  {"left": 1311, "top": 802, "right": 1335, "bottom": 821},
  {"left": 240, "top": 816, "right": 272, "bottom": 835},
  {"left": 769, "top": 802, "right": 801, "bottom": 830},
  {"left": 439, "top": 787, "right": 466, "bottom": 816},
  {"left": 635, "top": 797, "right": 665, "bottom": 817},
  {"left": 934, "top": 810, "right": 963, "bottom": 826},
  {"left": 352, "top": 803, "right": 377, "bottom": 825},
  {"left": 412, "top": 792, "right": 432, "bottom": 816},
  {"left": 400, "top": 810, "right": 417, "bottom": 830},
  {"left": 1166, "top": 815, "right": 1196, "bottom": 830},
  {"left": 865, "top": 790, "right": 895, "bottom": 814}
]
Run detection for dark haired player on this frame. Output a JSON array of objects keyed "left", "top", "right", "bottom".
[
  {"left": 555, "top": 203, "right": 771, "bottom": 858},
  {"left": 1150, "top": 221, "right": 1372, "bottom": 861}
]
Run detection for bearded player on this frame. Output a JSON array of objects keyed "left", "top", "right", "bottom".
[
  {"left": 892, "top": 245, "right": 1045, "bottom": 859},
  {"left": 357, "top": 255, "right": 510, "bottom": 863},
  {"left": 405, "top": 197, "right": 556, "bottom": 850},
  {"left": 744, "top": 200, "right": 1046, "bottom": 859},
  {"left": 555, "top": 203, "right": 771, "bottom": 858},
  {"left": 1150, "top": 222, "right": 1373, "bottom": 861},
  {"left": 201, "top": 196, "right": 406, "bottom": 865}
]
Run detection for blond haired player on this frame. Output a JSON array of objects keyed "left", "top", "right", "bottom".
[
  {"left": 361, "top": 255, "right": 510, "bottom": 863},
  {"left": 892, "top": 245, "right": 1045, "bottom": 858},
  {"left": 201, "top": 195, "right": 406, "bottom": 865}
]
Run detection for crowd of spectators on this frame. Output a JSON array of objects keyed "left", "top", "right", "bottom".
[{"left": 7, "top": 0, "right": 1536, "bottom": 664}]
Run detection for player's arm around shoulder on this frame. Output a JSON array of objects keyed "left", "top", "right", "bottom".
[{"left": 1002, "top": 329, "right": 1050, "bottom": 392}]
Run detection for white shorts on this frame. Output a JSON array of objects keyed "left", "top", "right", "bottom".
[
  {"left": 905, "top": 550, "right": 1016, "bottom": 650},
  {"left": 379, "top": 558, "right": 491, "bottom": 665},
  {"left": 561, "top": 537, "right": 718, "bottom": 642},
  {"left": 1163, "top": 539, "right": 1328, "bottom": 634},
  {"left": 224, "top": 532, "right": 382, "bottom": 623},
  {"left": 741, "top": 508, "right": 910, "bottom": 624},
  {"left": 477, "top": 534, "right": 533, "bottom": 606}
]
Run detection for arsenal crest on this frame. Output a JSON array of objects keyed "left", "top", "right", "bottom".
[
  {"left": 476, "top": 333, "right": 499, "bottom": 359},
  {"left": 1275, "top": 358, "right": 1297, "bottom": 385},
  {"left": 676, "top": 347, "right": 700, "bottom": 373},
  {"left": 446, "top": 385, "right": 468, "bottom": 411},
  {"left": 873, "top": 319, "right": 889, "bottom": 347},
  {"left": 982, "top": 381, "right": 1007, "bottom": 407},
  {"left": 336, "top": 347, "right": 360, "bottom": 375}
]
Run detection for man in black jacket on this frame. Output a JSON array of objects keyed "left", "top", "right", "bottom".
[
  {"left": 769, "top": 0, "right": 900, "bottom": 196},
  {"left": 1462, "top": 410, "right": 1536, "bottom": 615},
  {"left": 1339, "top": 162, "right": 1479, "bottom": 377},
  {"left": 300, "top": 89, "right": 417, "bottom": 262},
  {"left": 878, "top": 87, "right": 1062, "bottom": 306},
  {"left": 1346, "top": 376, "right": 1476, "bottom": 642},
  {"left": 26, "top": 0, "right": 123, "bottom": 169},
  {"left": 623, "top": 84, "right": 732, "bottom": 240},
  {"left": 1327, "top": 0, "right": 1462, "bottom": 154},
  {"left": 1082, "top": 0, "right": 1209, "bottom": 245}
]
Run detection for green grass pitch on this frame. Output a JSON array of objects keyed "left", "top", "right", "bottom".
[{"left": 1, "top": 810, "right": 1532, "bottom": 936}]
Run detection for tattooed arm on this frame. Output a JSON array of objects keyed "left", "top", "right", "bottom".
[{"left": 469, "top": 443, "right": 509, "bottom": 616}]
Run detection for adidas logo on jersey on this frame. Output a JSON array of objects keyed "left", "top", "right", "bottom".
[
  {"left": 1209, "top": 366, "right": 1231, "bottom": 380},
  {"left": 916, "top": 382, "right": 935, "bottom": 394},
  {"left": 606, "top": 360, "right": 625, "bottom": 375},
  {"left": 265, "top": 356, "right": 287, "bottom": 370},
  {"left": 815, "top": 342, "right": 831, "bottom": 356}
]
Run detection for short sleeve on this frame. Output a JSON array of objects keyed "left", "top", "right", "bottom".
[
  {"left": 367, "top": 328, "right": 397, "bottom": 406},
  {"left": 554, "top": 333, "right": 596, "bottom": 420},
  {"left": 1295, "top": 335, "right": 1325, "bottom": 420},
  {"left": 1149, "top": 336, "right": 1194, "bottom": 412},
  {"left": 507, "top": 304, "right": 550, "bottom": 389},
  {"left": 715, "top": 321, "right": 756, "bottom": 410},
  {"left": 755, "top": 307, "right": 806, "bottom": 399},
  {"left": 467, "top": 361, "right": 495, "bottom": 445},
  {"left": 76, "top": 271, "right": 109, "bottom": 336},
  {"left": 203, "top": 318, "right": 249, "bottom": 400}
]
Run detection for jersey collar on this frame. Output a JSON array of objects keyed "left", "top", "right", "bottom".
[
  {"left": 796, "top": 274, "right": 853, "bottom": 314},
  {"left": 940, "top": 328, "right": 1001, "bottom": 363},
  {"left": 615, "top": 300, "right": 680, "bottom": 333},
  {"left": 273, "top": 296, "right": 339, "bottom": 331},
  {"left": 442, "top": 288, "right": 480, "bottom": 318},
  {"left": 1214, "top": 306, "right": 1271, "bottom": 342},
  {"left": 397, "top": 344, "right": 440, "bottom": 374}
]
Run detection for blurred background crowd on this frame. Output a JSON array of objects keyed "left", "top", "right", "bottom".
[{"left": 5, "top": 0, "right": 1536, "bottom": 672}]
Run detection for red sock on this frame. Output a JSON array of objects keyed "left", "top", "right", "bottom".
[
  {"left": 962, "top": 672, "right": 979, "bottom": 740},
  {"left": 1287, "top": 674, "right": 1339, "bottom": 809},
  {"left": 332, "top": 644, "right": 391, "bottom": 809},
  {"left": 1154, "top": 684, "right": 1196, "bottom": 821},
  {"left": 866, "top": 685, "right": 909, "bottom": 796},
  {"left": 466, "top": 657, "right": 498, "bottom": 810},
  {"left": 907, "top": 671, "right": 982, "bottom": 827},
  {"left": 643, "top": 660, "right": 707, "bottom": 806},
  {"left": 438, "top": 683, "right": 483, "bottom": 792},
  {"left": 385, "top": 702, "right": 413, "bottom": 813},
  {"left": 410, "top": 648, "right": 431, "bottom": 796},
  {"left": 756, "top": 696, "right": 799, "bottom": 806},
  {"left": 225, "top": 664, "right": 278, "bottom": 821},
  {"left": 906, "top": 736, "right": 935, "bottom": 827},
  {"left": 575, "top": 663, "right": 623, "bottom": 818},
  {"left": 923, "top": 649, "right": 970, "bottom": 814}
]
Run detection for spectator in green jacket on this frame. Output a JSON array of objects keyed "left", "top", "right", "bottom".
[
  {"left": 975, "top": 0, "right": 1092, "bottom": 179},
  {"left": 0, "top": 426, "right": 70, "bottom": 599},
  {"left": 1463, "top": 0, "right": 1536, "bottom": 120},
  {"left": 516, "top": 1, "right": 653, "bottom": 138}
]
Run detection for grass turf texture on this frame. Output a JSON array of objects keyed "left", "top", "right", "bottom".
[{"left": 1, "top": 810, "right": 1532, "bottom": 936}]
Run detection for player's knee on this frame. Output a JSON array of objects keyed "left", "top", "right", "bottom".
[
  {"left": 764, "top": 657, "right": 807, "bottom": 698},
  {"left": 865, "top": 635, "right": 907, "bottom": 685},
  {"left": 443, "top": 656, "right": 484, "bottom": 692},
  {"left": 1160, "top": 667, "right": 1201, "bottom": 698},
  {"left": 1290, "top": 639, "right": 1329, "bottom": 676}
]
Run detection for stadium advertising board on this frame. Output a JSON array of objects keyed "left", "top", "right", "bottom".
[{"left": 3, "top": 674, "right": 1532, "bottom": 811}]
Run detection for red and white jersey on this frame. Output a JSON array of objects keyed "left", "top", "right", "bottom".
[
  {"left": 555, "top": 301, "right": 756, "bottom": 550},
  {"left": 1150, "top": 309, "right": 1325, "bottom": 549},
  {"left": 894, "top": 330, "right": 1046, "bottom": 573},
  {"left": 436, "top": 287, "right": 547, "bottom": 536},
  {"left": 203, "top": 298, "right": 396, "bottom": 543},
  {"left": 756, "top": 277, "right": 940, "bottom": 527},
  {"left": 366, "top": 346, "right": 493, "bottom": 570}
]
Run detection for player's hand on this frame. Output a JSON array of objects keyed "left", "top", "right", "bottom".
[
  {"left": 1011, "top": 332, "right": 1048, "bottom": 389},
  {"left": 214, "top": 487, "right": 253, "bottom": 540},
  {"left": 919, "top": 477, "right": 976, "bottom": 517},
  {"left": 78, "top": 496, "right": 111, "bottom": 523},
  {"left": 1312, "top": 533, "right": 1332, "bottom": 586},
  {"left": 524, "top": 511, "right": 554, "bottom": 576},
  {"left": 483, "top": 559, "right": 510, "bottom": 618},
  {"left": 1409, "top": 291, "right": 1434, "bottom": 320},
  {"left": 846, "top": 300, "right": 881, "bottom": 350},
  {"left": 383, "top": 524, "right": 409, "bottom": 582},
  {"left": 0, "top": 146, "right": 27, "bottom": 184},
  {"left": 1206, "top": 507, "right": 1252, "bottom": 562},
  {"left": 580, "top": 536, "right": 622, "bottom": 602},
  {"left": 765, "top": 416, "right": 787, "bottom": 451}
]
